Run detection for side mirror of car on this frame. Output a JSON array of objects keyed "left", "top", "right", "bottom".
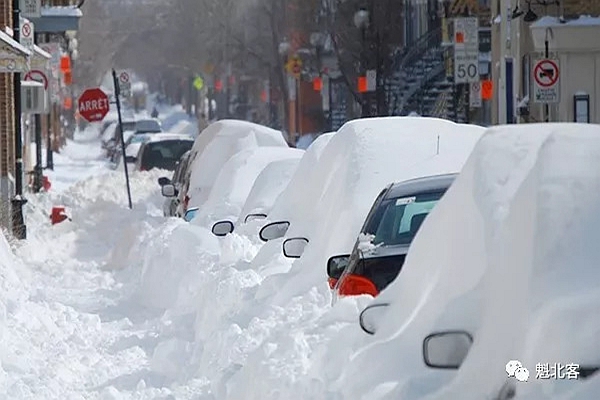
[
  {"left": 212, "top": 220, "right": 234, "bottom": 237},
  {"left": 282, "top": 237, "right": 309, "bottom": 258},
  {"left": 244, "top": 213, "right": 267, "bottom": 223},
  {"left": 183, "top": 207, "right": 199, "bottom": 222},
  {"left": 359, "top": 303, "right": 390, "bottom": 335},
  {"left": 161, "top": 184, "right": 177, "bottom": 198},
  {"left": 422, "top": 331, "right": 473, "bottom": 369},
  {"left": 327, "top": 254, "right": 351, "bottom": 280},
  {"left": 158, "top": 177, "right": 171, "bottom": 186},
  {"left": 259, "top": 221, "right": 290, "bottom": 242}
]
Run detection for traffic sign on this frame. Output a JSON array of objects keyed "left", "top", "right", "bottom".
[
  {"left": 24, "top": 69, "right": 48, "bottom": 90},
  {"left": 193, "top": 76, "right": 204, "bottom": 90},
  {"left": 116, "top": 70, "right": 131, "bottom": 97},
  {"left": 20, "top": 18, "right": 34, "bottom": 51},
  {"left": 78, "top": 88, "right": 110, "bottom": 123},
  {"left": 533, "top": 58, "right": 560, "bottom": 103},
  {"left": 469, "top": 81, "right": 482, "bottom": 108},
  {"left": 453, "top": 17, "right": 479, "bottom": 84},
  {"left": 286, "top": 55, "right": 303, "bottom": 78},
  {"left": 20, "top": 0, "right": 41, "bottom": 18}
]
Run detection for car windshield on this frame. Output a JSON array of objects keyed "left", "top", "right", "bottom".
[
  {"left": 135, "top": 119, "right": 162, "bottom": 133},
  {"left": 140, "top": 140, "right": 193, "bottom": 171},
  {"left": 130, "top": 134, "right": 149, "bottom": 144},
  {"left": 122, "top": 121, "right": 136, "bottom": 131},
  {"left": 372, "top": 190, "right": 446, "bottom": 246}
]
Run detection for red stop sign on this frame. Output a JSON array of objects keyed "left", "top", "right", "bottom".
[{"left": 78, "top": 88, "right": 110, "bottom": 123}]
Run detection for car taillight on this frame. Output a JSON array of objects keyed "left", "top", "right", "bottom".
[
  {"left": 183, "top": 195, "right": 190, "bottom": 211},
  {"left": 337, "top": 274, "right": 379, "bottom": 297}
]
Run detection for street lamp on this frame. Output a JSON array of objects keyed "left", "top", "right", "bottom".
[
  {"left": 310, "top": 32, "right": 329, "bottom": 131},
  {"left": 354, "top": 8, "right": 370, "bottom": 117}
]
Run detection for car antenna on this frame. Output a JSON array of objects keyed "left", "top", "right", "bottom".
[{"left": 436, "top": 135, "right": 440, "bottom": 155}]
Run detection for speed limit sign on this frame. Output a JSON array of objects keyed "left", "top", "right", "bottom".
[{"left": 454, "top": 17, "right": 479, "bottom": 84}]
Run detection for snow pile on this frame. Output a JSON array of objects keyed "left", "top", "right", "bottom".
[
  {"left": 246, "top": 132, "right": 335, "bottom": 278},
  {"left": 185, "top": 117, "right": 484, "bottom": 399},
  {"left": 186, "top": 120, "right": 289, "bottom": 208},
  {"left": 192, "top": 147, "right": 304, "bottom": 228},
  {"left": 327, "top": 123, "right": 600, "bottom": 400},
  {"left": 276, "top": 117, "right": 484, "bottom": 304}
]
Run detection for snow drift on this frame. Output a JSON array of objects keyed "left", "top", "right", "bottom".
[
  {"left": 329, "top": 123, "right": 600, "bottom": 400},
  {"left": 192, "top": 147, "right": 304, "bottom": 228}
]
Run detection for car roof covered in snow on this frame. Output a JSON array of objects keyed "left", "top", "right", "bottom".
[
  {"left": 335, "top": 122, "right": 600, "bottom": 400},
  {"left": 385, "top": 172, "right": 458, "bottom": 199},
  {"left": 145, "top": 133, "right": 193, "bottom": 143}
]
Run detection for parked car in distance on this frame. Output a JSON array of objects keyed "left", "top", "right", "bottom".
[
  {"left": 329, "top": 173, "right": 458, "bottom": 299},
  {"left": 134, "top": 118, "right": 162, "bottom": 134},
  {"left": 135, "top": 133, "right": 194, "bottom": 172},
  {"left": 124, "top": 133, "right": 152, "bottom": 163},
  {"left": 159, "top": 150, "right": 192, "bottom": 217}
]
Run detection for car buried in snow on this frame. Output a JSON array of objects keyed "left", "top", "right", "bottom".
[
  {"left": 328, "top": 173, "right": 457, "bottom": 300},
  {"left": 135, "top": 133, "right": 194, "bottom": 172},
  {"left": 159, "top": 149, "right": 193, "bottom": 217}
]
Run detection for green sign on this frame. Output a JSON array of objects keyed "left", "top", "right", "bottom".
[{"left": 193, "top": 76, "right": 204, "bottom": 90}]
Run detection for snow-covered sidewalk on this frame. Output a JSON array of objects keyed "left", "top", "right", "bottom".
[{"left": 3, "top": 128, "right": 213, "bottom": 399}]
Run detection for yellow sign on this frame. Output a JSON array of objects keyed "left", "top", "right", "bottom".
[
  {"left": 286, "top": 55, "right": 303, "bottom": 78},
  {"left": 193, "top": 76, "right": 204, "bottom": 90}
]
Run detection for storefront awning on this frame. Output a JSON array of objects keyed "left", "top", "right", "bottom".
[
  {"left": 31, "top": 44, "right": 51, "bottom": 70},
  {"left": 0, "top": 29, "right": 31, "bottom": 73},
  {"left": 28, "top": 6, "right": 83, "bottom": 33}
]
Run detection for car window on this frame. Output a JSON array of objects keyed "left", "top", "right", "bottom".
[
  {"left": 140, "top": 140, "right": 193, "bottom": 170},
  {"left": 372, "top": 190, "right": 445, "bottom": 246},
  {"left": 130, "top": 134, "right": 148, "bottom": 144},
  {"left": 135, "top": 119, "right": 161, "bottom": 133},
  {"left": 361, "top": 187, "right": 389, "bottom": 234}
]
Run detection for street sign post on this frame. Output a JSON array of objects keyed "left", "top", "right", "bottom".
[
  {"left": 78, "top": 88, "right": 110, "bottom": 123},
  {"left": 112, "top": 69, "right": 133, "bottom": 210},
  {"left": 20, "top": 18, "right": 34, "bottom": 51},
  {"left": 117, "top": 70, "right": 131, "bottom": 97},
  {"left": 193, "top": 76, "right": 204, "bottom": 90},
  {"left": 19, "top": 0, "right": 41, "bottom": 18},
  {"left": 24, "top": 69, "right": 48, "bottom": 90},
  {"left": 453, "top": 17, "right": 479, "bottom": 84},
  {"left": 366, "top": 69, "right": 376, "bottom": 92},
  {"left": 39, "top": 42, "right": 60, "bottom": 103},
  {"left": 470, "top": 81, "right": 482, "bottom": 108},
  {"left": 533, "top": 58, "right": 560, "bottom": 104},
  {"left": 286, "top": 55, "right": 303, "bottom": 79}
]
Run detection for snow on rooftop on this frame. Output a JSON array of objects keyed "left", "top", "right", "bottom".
[
  {"left": 41, "top": 6, "right": 83, "bottom": 18},
  {"left": 0, "top": 28, "right": 31, "bottom": 55}
]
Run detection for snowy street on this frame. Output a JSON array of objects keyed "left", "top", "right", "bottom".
[
  {"left": 2, "top": 1, "right": 600, "bottom": 398},
  {"left": 2, "top": 112, "right": 600, "bottom": 400}
]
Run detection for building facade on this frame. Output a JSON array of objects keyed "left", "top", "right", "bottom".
[{"left": 491, "top": 0, "right": 600, "bottom": 124}]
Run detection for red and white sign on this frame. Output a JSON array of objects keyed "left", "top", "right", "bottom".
[
  {"left": 78, "top": 88, "right": 110, "bottom": 123},
  {"left": 24, "top": 69, "right": 48, "bottom": 90},
  {"left": 533, "top": 58, "right": 560, "bottom": 104}
]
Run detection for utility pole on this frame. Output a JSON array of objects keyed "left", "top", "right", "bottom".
[
  {"left": 11, "top": 0, "right": 27, "bottom": 239},
  {"left": 498, "top": 0, "right": 508, "bottom": 124},
  {"left": 33, "top": 32, "right": 43, "bottom": 193},
  {"left": 45, "top": 32, "right": 53, "bottom": 170}
]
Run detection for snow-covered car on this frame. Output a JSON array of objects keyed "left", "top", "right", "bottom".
[
  {"left": 257, "top": 132, "right": 336, "bottom": 243},
  {"left": 175, "top": 119, "right": 289, "bottom": 216},
  {"left": 208, "top": 154, "right": 303, "bottom": 236},
  {"left": 332, "top": 123, "right": 600, "bottom": 400},
  {"left": 123, "top": 132, "right": 152, "bottom": 163},
  {"left": 159, "top": 150, "right": 192, "bottom": 217},
  {"left": 276, "top": 117, "right": 483, "bottom": 287},
  {"left": 329, "top": 173, "right": 457, "bottom": 299},
  {"left": 133, "top": 118, "right": 162, "bottom": 134},
  {"left": 185, "top": 146, "right": 303, "bottom": 233},
  {"left": 135, "top": 133, "right": 194, "bottom": 172}
]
